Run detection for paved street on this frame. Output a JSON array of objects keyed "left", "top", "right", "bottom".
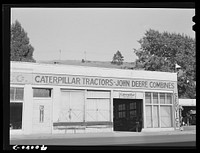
[
  {"left": 10, "top": 128, "right": 196, "bottom": 146},
  {"left": 10, "top": 134, "right": 195, "bottom": 146}
]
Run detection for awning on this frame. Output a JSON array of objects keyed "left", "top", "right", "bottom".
[{"left": 179, "top": 99, "right": 196, "bottom": 106}]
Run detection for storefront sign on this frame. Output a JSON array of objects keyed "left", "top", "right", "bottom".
[
  {"left": 118, "top": 92, "right": 136, "bottom": 99},
  {"left": 33, "top": 74, "right": 175, "bottom": 90},
  {"left": 174, "top": 93, "right": 180, "bottom": 129},
  {"left": 11, "top": 72, "right": 175, "bottom": 90}
]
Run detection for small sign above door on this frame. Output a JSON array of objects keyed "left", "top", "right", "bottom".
[{"left": 114, "top": 91, "right": 136, "bottom": 99}]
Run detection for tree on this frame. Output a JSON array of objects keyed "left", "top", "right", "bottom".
[
  {"left": 111, "top": 50, "right": 124, "bottom": 65},
  {"left": 134, "top": 29, "right": 196, "bottom": 98},
  {"left": 11, "top": 20, "right": 35, "bottom": 62}
]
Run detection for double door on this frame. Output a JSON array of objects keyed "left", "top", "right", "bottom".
[
  {"left": 113, "top": 99, "right": 143, "bottom": 131},
  {"left": 59, "top": 91, "right": 84, "bottom": 122}
]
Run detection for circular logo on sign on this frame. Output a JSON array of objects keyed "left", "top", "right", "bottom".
[{"left": 16, "top": 75, "right": 24, "bottom": 82}]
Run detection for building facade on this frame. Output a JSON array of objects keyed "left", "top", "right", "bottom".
[
  {"left": 179, "top": 99, "right": 196, "bottom": 126},
  {"left": 10, "top": 61, "right": 180, "bottom": 135}
]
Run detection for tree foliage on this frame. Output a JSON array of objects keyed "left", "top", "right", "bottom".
[
  {"left": 11, "top": 20, "right": 35, "bottom": 62},
  {"left": 134, "top": 29, "right": 196, "bottom": 98},
  {"left": 111, "top": 50, "right": 124, "bottom": 65}
]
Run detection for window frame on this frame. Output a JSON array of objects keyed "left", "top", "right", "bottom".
[
  {"left": 145, "top": 92, "right": 173, "bottom": 128},
  {"left": 10, "top": 87, "right": 24, "bottom": 103},
  {"left": 118, "top": 103, "right": 126, "bottom": 118},
  {"left": 10, "top": 86, "right": 24, "bottom": 130},
  {"left": 33, "top": 88, "right": 52, "bottom": 98}
]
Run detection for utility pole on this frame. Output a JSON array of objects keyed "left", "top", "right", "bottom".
[{"left": 84, "top": 51, "right": 86, "bottom": 61}]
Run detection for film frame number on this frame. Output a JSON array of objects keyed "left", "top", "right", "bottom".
[{"left": 13, "top": 145, "right": 47, "bottom": 150}]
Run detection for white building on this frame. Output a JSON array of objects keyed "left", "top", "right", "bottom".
[{"left": 10, "top": 61, "right": 180, "bottom": 135}]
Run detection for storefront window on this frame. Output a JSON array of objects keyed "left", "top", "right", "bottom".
[
  {"left": 145, "top": 92, "right": 151, "bottom": 104},
  {"left": 145, "top": 92, "right": 173, "bottom": 128},
  {"left": 15, "top": 88, "right": 24, "bottom": 100},
  {"left": 10, "top": 87, "right": 24, "bottom": 130},
  {"left": 10, "top": 87, "right": 24, "bottom": 101},
  {"left": 146, "top": 106, "right": 153, "bottom": 128},
  {"left": 33, "top": 88, "right": 51, "bottom": 97},
  {"left": 166, "top": 93, "right": 172, "bottom": 104},
  {"left": 10, "top": 87, "right": 15, "bottom": 101},
  {"left": 160, "top": 93, "right": 165, "bottom": 104},
  {"left": 153, "top": 106, "right": 159, "bottom": 127},
  {"left": 153, "top": 93, "right": 158, "bottom": 104},
  {"left": 160, "top": 106, "right": 172, "bottom": 127}
]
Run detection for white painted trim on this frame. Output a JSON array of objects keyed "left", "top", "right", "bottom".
[
  {"left": 110, "top": 90, "right": 113, "bottom": 123},
  {"left": 151, "top": 93, "right": 154, "bottom": 128},
  {"left": 10, "top": 84, "right": 25, "bottom": 88},
  {"left": 10, "top": 101, "right": 23, "bottom": 103}
]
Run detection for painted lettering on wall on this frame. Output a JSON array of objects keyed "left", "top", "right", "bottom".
[
  {"left": 10, "top": 72, "right": 175, "bottom": 90},
  {"left": 174, "top": 93, "right": 180, "bottom": 129},
  {"left": 33, "top": 74, "right": 175, "bottom": 90}
]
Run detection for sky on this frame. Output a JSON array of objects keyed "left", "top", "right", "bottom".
[{"left": 11, "top": 8, "right": 195, "bottom": 62}]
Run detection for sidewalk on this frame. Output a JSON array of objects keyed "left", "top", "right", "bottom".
[
  {"left": 183, "top": 125, "right": 196, "bottom": 131},
  {"left": 10, "top": 127, "right": 196, "bottom": 140}
]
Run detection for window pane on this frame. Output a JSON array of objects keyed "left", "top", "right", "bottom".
[
  {"left": 153, "top": 106, "right": 159, "bottom": 127},
  {"left": 160, "top": 93, "right": 165, "bottom": 104},
  {"left": 122, "top": 104, "right": 126, "bottom": 110},
  {"left": 145, "top": 92, "right": 151, "bottom": 104},
  {"left": 153, "top": 93, "right": 158, "bottom": 104},
  {"left": 118, "top": 105, "right": 121, "bottom": 111},
  {"left": 122, "top": 111, "right": 126, "bottom": 118},
  {"left": 10, "top": 87, "right": 15, "bottom": 101},
  {"left": 130, "top": 102, "right": 136, "bottom": 109},
  {"left": 160, "top": 106, "right": 173, "bottom": 127},
  {"left": 166, "top": 93, "right": 172, "bottom": 104},
  {"left": 130, "top": 110, "right": 136, "bottom": 119},
  {"left": 33, "top": 88, "right": 51, "bottom": 97},
  {"left": 119, "top": 112, "right": 122, "bottom": 118},
  {"left": 146, "top": 106, "right": 152, "bottom": 128},
  {"left": 15, "top": 88, "right": 24, "bottom": 100},
  {"left": 130, "top": 103, "right": 133, "bottom": 109}
]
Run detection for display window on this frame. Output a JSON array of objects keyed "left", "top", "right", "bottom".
[
  {"left": 10, "top": 87, "right": 24, "bottom": 130},
  {"left": 145, "top": 92, "right": 173, "bottom": 128}
]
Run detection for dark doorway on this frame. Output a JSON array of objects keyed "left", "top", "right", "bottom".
[
  {"left": 10, "top": 103, "right": 23, "bottom": 129},
  {"left": 181, "top": 106, "right": 196, "bottom": 125},
  {"left": 113, "top": 99, "right": 143, "bottom": 132}
]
